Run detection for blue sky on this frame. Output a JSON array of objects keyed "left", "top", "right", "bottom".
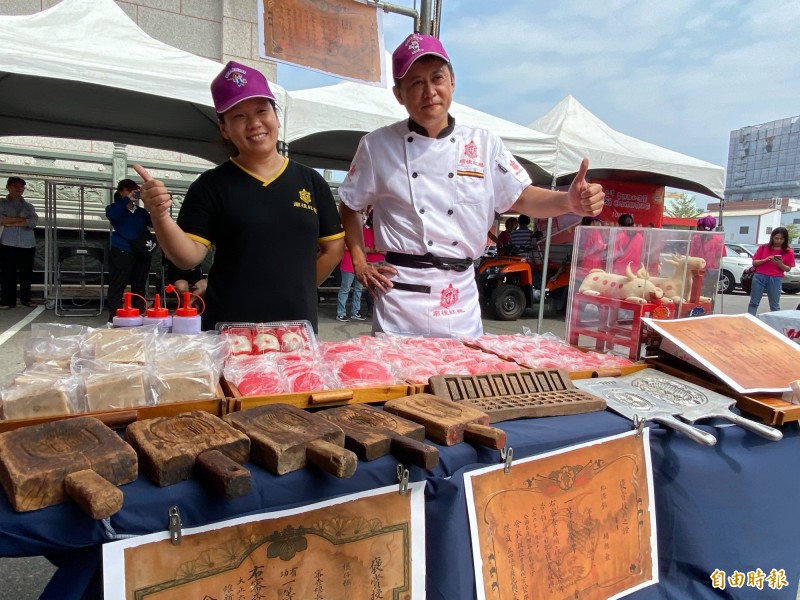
[{"left": 276, "top": 0, "right": 799, "bottom": 206}]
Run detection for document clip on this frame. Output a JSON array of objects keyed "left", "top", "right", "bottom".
[
  {"left": 632, "top": 414, "right": 645, "bottom": 438},
  {"left": 396, "top": 463, "right": 410, "bottom": 496},
  {"left": 500, "top": 446, "right": 514, "bottom": 474},
  {"left": 168, "top": 505, "right": 183, "bottom": 546}
]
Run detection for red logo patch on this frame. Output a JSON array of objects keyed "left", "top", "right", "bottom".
[
  {"left": 464, "top": 141, "right": 478, "bottom": 160},
  {"left": 440, "top": 283, "right": 459, "bottom": 308}
]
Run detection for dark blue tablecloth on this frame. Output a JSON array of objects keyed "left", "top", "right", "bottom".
[{"left": 1, "top": 411, "right": 797, "bottom": 599}]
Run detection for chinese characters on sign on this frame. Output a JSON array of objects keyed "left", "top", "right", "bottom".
[
  {"left": 102, "top": 483, "right": 425, "bottom": 599},
  {"left": 259, "top": 0, "right": 384, "bottom": 84},
  {"left": 464, "top": 430, "right": 657, "bottom": 600}
]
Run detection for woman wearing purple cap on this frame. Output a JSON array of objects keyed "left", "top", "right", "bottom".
[
  {"left": 338, "top": 33, "right": 605, "bottom": 338},
  {"left": 689, "top": 215, "right": 726, "bottom": 298},
  {"left": 136, "top": 61, "right": 344, "bottom": 332}
]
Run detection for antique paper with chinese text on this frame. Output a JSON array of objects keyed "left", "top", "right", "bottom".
[
  {"left": 465, "top": 430, "right": 657, "bottom": 600},
  {"left": 103, "top": 482, "right": 424, "bottom": 600},
  {"left": 644, "top": 313, "right": 800, "bottom": 393},
  {"left": 259, "top": 0, "right": 384, "bottom": 84}
]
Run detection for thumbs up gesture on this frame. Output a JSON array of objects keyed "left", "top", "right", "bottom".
[
  {"left": 567, "top": 158, "right": 605, "bottom": 217},
  {"left": 133, "top": 164, "right": 173, "bottom": 220}
]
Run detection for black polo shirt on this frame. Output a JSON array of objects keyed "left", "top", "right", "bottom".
[{"left": 177, "top": 158, "right": 344, "bottom": 331}]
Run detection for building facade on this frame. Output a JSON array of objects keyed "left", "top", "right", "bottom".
[{"left": 725, "top": 115, "right": 800, "bottom": 202}]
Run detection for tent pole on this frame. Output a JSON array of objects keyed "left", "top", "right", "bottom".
[{"left": 536, "top": 175, "right": 558, "bottom": 334}]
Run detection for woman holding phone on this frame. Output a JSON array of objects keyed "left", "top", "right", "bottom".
[{"left": 747, "top": 226, "right": 794, "bottom": 315}]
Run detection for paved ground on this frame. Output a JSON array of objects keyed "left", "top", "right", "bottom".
[{"left": 0, "top": 288, "right": 796, "bottom": 598}]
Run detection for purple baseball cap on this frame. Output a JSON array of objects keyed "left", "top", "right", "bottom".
[
  {"left": 392, "top": 33, "right": 450, "bottom": 80},
  {"left": 211, "top": 60, "right": 276, "bottom": 114}
]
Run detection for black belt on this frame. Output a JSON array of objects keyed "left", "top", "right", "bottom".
[
  {"left": 391, "top": 281, "right": 431, "bottom": 294},
  {"left": 386, "top": 251, "right": 473, "bottom": 272}
]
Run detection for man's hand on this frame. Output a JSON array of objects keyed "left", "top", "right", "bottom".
[
  {"left": 353, "top": 261, "right": 397, "bottom": 297},
  {"left": 566, "top": 158, "right": 604, "bottom": 216},
  {"left": 133, "top": 164, "right": 173, "bottom": 221}
]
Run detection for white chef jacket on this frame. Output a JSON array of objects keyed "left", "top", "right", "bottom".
[{"left": 338, "top": 118, "right": 532, "bottom": 338}]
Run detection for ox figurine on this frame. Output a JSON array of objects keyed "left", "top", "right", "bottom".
[
  {"left": 646, "top": 255, "right": 707, "bottom": 303},
  {"left": 578, "top": 263, "right": 664, "bottom": 304}
]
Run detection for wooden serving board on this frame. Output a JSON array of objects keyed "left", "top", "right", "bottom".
[
  {"left": 0, "top": 416, "right": 137, "bottom": 518},
  {"left": 125, "top": 411, "right": 251, "bottom": 498},
  {"left": 224, "top": 404, "right": 357, "bottom": 477},
  {"left": 318, "top": 404, "right": 439, "bottom": 469},
  {"left": 383, "top": 394, "right": 506, "bottom": 449},
  {"left": 429, "top": 369, "right": 606, "bottom": 423}
]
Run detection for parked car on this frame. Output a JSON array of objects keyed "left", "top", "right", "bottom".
[{"left": 718, "top": 243, "right": 755, "bottom": 294}]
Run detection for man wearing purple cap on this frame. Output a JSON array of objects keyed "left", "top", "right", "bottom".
[
  {"left": 136, "top": 61, "right": 344, "bottom": 331},
  {"left": 338, "top": 33, "right": 605, "bottom": 338}
]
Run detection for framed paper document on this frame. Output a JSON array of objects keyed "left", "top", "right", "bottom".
[
  {"left": 103, "top": 482, "right": 425, "bottom": 599},
  {"left": 258, "top": 0, "right": 385, "bottom": 85},
  {"left": 465, "top": 430, "right": 657, "bottom": 600}
]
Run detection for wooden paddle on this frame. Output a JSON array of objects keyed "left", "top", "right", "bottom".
[
  {"left": 125, "top": 410, "right": 251, "bottom": 499},
  {"left": 224, "top": 404, "right": 358, "bottom": 478},
  {"left": 318, "top": 404, "right": 439, "bottom": 469},
  {"left": 0, "top": 416, "right": 137, "bottom": 519},
  {"left": 383, "top": 393, "right": 506, "bottom": 449}
]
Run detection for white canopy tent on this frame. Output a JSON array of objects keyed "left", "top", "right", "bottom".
[
  {"left": 286, "top": 73, "right": 557, "bottom": 184},
  {"left": 528, "top": 95, "right": 724, "bottom": 198},
  {"left": 0, "top": 0, "right": 284, "bottom": 164}
]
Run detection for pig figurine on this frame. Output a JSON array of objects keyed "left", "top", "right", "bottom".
[
  {"left": 579, "top": 263, "right": 664, "bottom": 304},
  {"left": 646, "top": 255, "right": 707, "bottom": 303}
]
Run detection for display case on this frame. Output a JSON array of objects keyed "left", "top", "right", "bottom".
[{"left": 565, "top": 226, "right": 724, "bottom": 359}]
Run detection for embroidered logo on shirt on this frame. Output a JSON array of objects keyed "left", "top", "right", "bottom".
[
  {"left": 293, "top": 189, "right": 317, "bottom": 214},
  {"left": 440, "top": 283, "right": 459, "bottom": 308},
  {"left": 458, "top": 140, "right": 485, "bottom": 178},
  {"left": 464, "top": 141, "right": 478, "bottom": 159}
]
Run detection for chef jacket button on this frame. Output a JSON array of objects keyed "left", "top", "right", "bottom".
[
  {"left": 452, "top": 241, "right": 459, "bottom": 246},
  {"left": 448, "top": 173, "right": 454, "bottom": 178},
  {"left": 412, "top": 172, "right": 418, "bottom": 178},
  {"left": 450, "top": 137, "right": 456, "bottom": 143},
  {"left": 447, "top": 209, "right": 454, "bottom": 215},
  {"left": 419, "top": 208, "right": 425, "bottom": 214},
  {"left": 427, "top": 240, "right": 433, "bottom": 246},
  {"left": 407, "top": 136, "right": 413, "bottom": 142}
]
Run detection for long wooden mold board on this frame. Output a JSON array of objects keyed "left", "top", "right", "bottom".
[{"left": 429, "top": 369, "right": 607, "bottom": 423}]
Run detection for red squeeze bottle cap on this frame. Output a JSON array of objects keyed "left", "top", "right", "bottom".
[
  {"left": 175, "top": 292, "right": 199, "bottom": 317},
  {"left": 146, "top": 293, "right": 169, "bottom": 318},
  {"left": 116, "top": 292, "right": 141, "bottom": 318}
]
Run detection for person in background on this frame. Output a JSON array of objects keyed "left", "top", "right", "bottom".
[
  {"left": 689, "top": 215, "right": 726, "bottom": 298},
  {"left": 576, "top": 215, "right": 606, "bottom": 278},
  {"left": 748, "top": 226, "right": 794, "bottom": 316},
  {"left": 362, "top": 207, "right": 384, "bottom": 318},
  {"left": 337, "top": 33, "right": 603, "bottom": 338},
  {"left": 165, "top": 258, "right": 208, "bottom": 306},
  {"left": 0, "top": 176, "right": 39, "bottom": 309},
  {"left": 508, "top": 214, "right": 534, "bottom": 254},
  {"left": 496, "top": 216, "right": 518, "bottom": 251},
  {"left": 611, "top": 213, "right": 643, "bottom": 274},
  {"left": 105, "top": 178, "right": 153, "bottom": 320},
  {"left": 136, "top": 61, "right": 344, "bottom": 332},
  {"left": 336, "top": 243, "right": 366, "bottom": 322}
]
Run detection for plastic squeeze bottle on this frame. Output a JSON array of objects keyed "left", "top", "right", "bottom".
[
  {"left": 112, "top": 292, "right": 144, "bottom": 328},
  {"left": 171, "top": 291, "right": 203, "bottom": 334},
  {"left": 142, "top": 293, "right": 172, "bottom": 333}
]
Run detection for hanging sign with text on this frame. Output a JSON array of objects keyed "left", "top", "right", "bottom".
[{"left": 258, "top": 0, "right": 385, "bottom": 85}]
